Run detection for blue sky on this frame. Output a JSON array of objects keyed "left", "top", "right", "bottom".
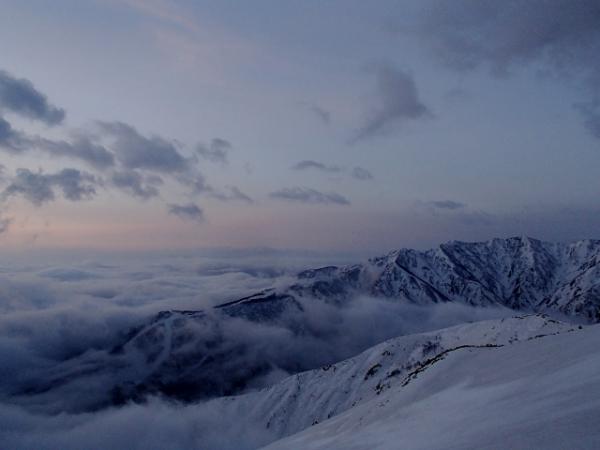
[{"left": 0, "top": 0, "right": 599, "bottom": 253}]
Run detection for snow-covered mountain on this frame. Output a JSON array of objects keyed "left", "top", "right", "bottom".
[
  {"left": 264, "top": 319, "right": 600, "bottom": 450},
  {"left": 201, "top": 314, "right": 579, "bottom": 445},
  {"left": 5, "top": 237, "right": 599, "bottom": 413},
  {"left": 233, "top": 235, "right": 600, "bottom": 321}
]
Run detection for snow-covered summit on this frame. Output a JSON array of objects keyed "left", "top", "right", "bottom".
[{"left": 274, "top": 236, "right": 600, "bottom": 321}]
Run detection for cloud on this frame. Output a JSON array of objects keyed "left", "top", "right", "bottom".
[
  {"left": 353, "top": 64, "right": 432, "bottom": 142},
  {"left": 196, "top": 138, "right": 231, "bottom": 165},
  {"left": 291, "top": 160, "right": 341, "bottom": 174},
  {"left": 168, "top": 202, "right": 204, "bottom": 222},
  {"left": 0, "top": 70, "right": 65, "bottom": 125},
  {"left": 0, "top": 115, "right": 115, "bottom": 169},
  {"left": 209, "top": 186, "right": 253, "bottom": 204},
  {"left": 412, "top": 0, "right": 600, "bottom": 138},
  {"left": 429, "top": 200, "right": 466, "bottom": 210},
  {"left": 0, "top": 215, "right": 11, "bottom": 234},
  {"left": 414, "top": 0, "right": 600, "bottom": 76},
  {"left": 227, "top": 186, "right": 253, "bottom": 203},
  {"left": 351, "top": 166, "right": 373, "bottom": 180},
  {"left": 291, "top": 161, "right": 373, "bottom": 181},
  {"left": 111, "top": 170, "right": 162, "bottom": 199},
  {"left": 0, "top": 254, "right": 514, "bottom": 450},
  {"left": 0, "top": 116, "right": 28, "bottom": 153},
  {"left": 270, "top": 187, "right": 350, "bottom": 205},
  {"left": 575, "top": 99, "right": 600, "bottom": 139},
  {"left": 98, "top": 121, "right": 189, "bottom": 174},
  {"left": 35, "top": 136, "right": 115, "bottom": 170},
  {"left": 2, "top": 168, "right": 99, "bottom": 206},
  {"left": 309, "top": 104, "right": 331, "bottom": 124}
]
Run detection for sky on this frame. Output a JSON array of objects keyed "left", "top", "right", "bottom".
[{"left": 0, "top": 0, "right": 599, "bottom": 254}]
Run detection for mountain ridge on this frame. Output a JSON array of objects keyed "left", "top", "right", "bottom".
[{"left": 5, "top": 236, "right": 598, "bottom": 413}]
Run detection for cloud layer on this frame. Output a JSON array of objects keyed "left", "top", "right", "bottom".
[{"left": 0, "top": 248, "right": 517, "bottom": 448}]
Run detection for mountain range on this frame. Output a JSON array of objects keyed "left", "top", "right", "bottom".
[{"left": 4, "top": 236, "right": 599, "bottom": 414}]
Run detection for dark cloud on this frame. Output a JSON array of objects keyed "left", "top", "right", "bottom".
[
  {"left": 209, "top": 186, "right": 254, "bottom": 204},
  {"left": 35, "top": 136, "right": 115, "bottom": 170},
  {"left": 0, "top": 70, "right": 65, "bottom": 125},
  {"left": 196, "top": 138, "right": 231, "bottom": 165},
  {"left": 168, "top": 202, "right": 205, "bottom": 222},
  {"left": 2, "top": 168, "right": 99, "bottom": 206},
  {"left": 0, "top": 116, "right": 115, "bottom": 169},
  {"left": 413, "top": 0, "right": 600, "bottom": 138},
  {"left": 186, "top": 173, "right": 211, "bottom": 194},
  {"left": 309, "top": 105, "right": 331, "bottom": 124},
  {"left": 99, "top": 122, "right": 189, "bottom": 174},
  {"left": 429, "top": 200, "right": 466, "bottom": 210},
  {"left": 0, "top": 116, "right": 28, "bottom": 153},
  {"left": 351, "top": 166, "right": 373, "bottom": 180},
  {"left": 414, "top": 0, "right": 600, "bottom": 76},
  {"left": 228, "top": 186, "right": 253, "bottom": 203},
  {"left": 576, "top": 100, "right": 600, "bottom": 139},
  {"left": 353, "top": 64, "right": 432, "bottom": 142},
  {"left": 111, "top": 170, "right": 162, "bottom": 199},
  {"left": 0, "top": 215, "right": 11, "bottom": 234},
  {"left": 291, "top": 160, "right": 341, "bottom": 174},
  {"left": 291, "top": 161, "right": 374, "bottom": 182},
  {"left": 270, "top": 187, "right": 350, "bottom": 205}
]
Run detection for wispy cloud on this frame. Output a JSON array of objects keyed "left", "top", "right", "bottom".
[
  {"left": 291, "top": 160, "right": 341, "bottom": 174},
  {"left": 428, "top": 200, "right": 466, "bottom": 210},
  {"left": 351, "top": 167, "right": 373, "bottom": 180},
  {"left": 309, "top": 104, "right": 331, "bottom": 125},
  {"left": 196, "top": 138, "right": 232, "bottom": 165},
  {"left": 167, "top": 202, "right": 205, "bottom": 222},
  {"left": 270, "top": 187, "right": 350, "bottom": 205},
  {"left": 291, "top": 160, "right": 374, "bottom": 181},
  {"left": 353, "top": 64, "right": 432, "bottom": 142}
]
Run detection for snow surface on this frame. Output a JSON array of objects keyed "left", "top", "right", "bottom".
[
  {"left": 202, "top": 315, "right": 576, "bottom": 442},
  {"left": 264, "top": 322, "right": 600, "bottom": 450}
]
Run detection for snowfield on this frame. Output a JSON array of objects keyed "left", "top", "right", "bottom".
[
  {"left": 208, "top": 315, "right": 577, "bottom": 442},
  {"left": 264, "top": 321, "right": 600, "bottom": 450}
]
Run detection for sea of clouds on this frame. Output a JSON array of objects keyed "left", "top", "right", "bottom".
[{"left": 0, "top": 248, "right": 517, "bottom": 449}]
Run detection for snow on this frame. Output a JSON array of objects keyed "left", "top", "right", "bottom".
[
  {"left": 195, "top": 315, "right": 577, "bottom": 445},
  {"left": 264, "top": 323, "right": 600, "bottom": 450}
]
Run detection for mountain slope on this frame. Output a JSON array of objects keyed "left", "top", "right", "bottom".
[
  {"left": 201, "top": 314, "right": 577, "bottom": 444},
  {"left": 199, "top": 236, "right": 600, "bottom": 323},
  {"left": 265, "top": 322, "right": 600, "bottom": 450}
]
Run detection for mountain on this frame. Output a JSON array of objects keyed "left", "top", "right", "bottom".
[
  {"left": 201, "top": 314, "right": 579, "bottom": 446},
  {"left": 5, "top": 237, "right": 599, "bottom": 412},
  {"left": 230, "top": 235, "right": 600, "bottom": 321},
  {"left": 264, "top": 320, "right": 600, "bottom": 450}
]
